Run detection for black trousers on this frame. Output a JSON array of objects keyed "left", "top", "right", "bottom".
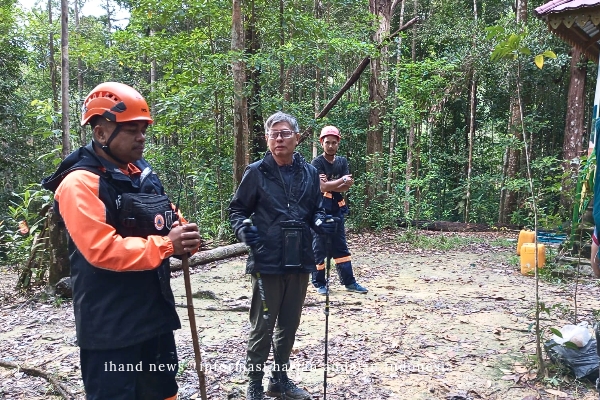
[
  {"left": 246, "top": 273, "right": 309, "bottom": 381},
  {"left": 311, "top": 213, "right": 356, "bottom": 287},
  {"left": 80, "top": 332, "right": 178, "bottom": 400}
]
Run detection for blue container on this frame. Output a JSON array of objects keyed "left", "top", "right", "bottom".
[{"left": 537, "top": 230, "right": 567, "bottom": 245}]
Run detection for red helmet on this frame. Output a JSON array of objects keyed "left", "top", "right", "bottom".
[
  {"left": 81, "top": 82, "right": 153, "bottom": 126},
  {"left": 319, "top": 125, "right": 341, "bottom": 142}
]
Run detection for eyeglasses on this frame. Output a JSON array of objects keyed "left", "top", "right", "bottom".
[{"left": 267, "top": 130, "right": 296, "bottom": 139}]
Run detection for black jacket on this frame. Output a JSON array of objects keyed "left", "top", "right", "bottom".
[
  {"left": 229, "top": 151, "right": 326, "bottom": 274},
  {"left": 41, "top": 144, "right": 180, "bottom": 350}
]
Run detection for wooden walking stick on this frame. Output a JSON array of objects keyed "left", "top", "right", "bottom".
[
  {"left": 174, "top": 138, "right": 207, "bottom": 399},
  {"left": 182, "top": 251, "right": 208, "bottom": 400}
]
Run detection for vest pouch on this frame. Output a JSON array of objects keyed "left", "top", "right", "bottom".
[
  {"left": 119, "top": 193, "right": 176, "bottom": 238},
  {"left": 281, "top": 220, "right": 303, "bottom": 268}
]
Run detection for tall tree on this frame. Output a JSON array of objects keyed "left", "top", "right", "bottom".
[
  {"left": 499, "top": 0, "right": 527, "bottom": 224},
  {"left": 387, "top": 0, "right": 404, "bottom": 194},
  {"left": 246, "top": 0, "right": 265, "bottom": 161},
  {"left": 60, "top": 0, "right": 70, "bottom": 159},
  {"left": 465, "top": 0, "right": 478, "bottom": 223},
  {"left": 404, "top": 0, "right": 417, "bottom": 216},
  {"left": 150, "top": 28, "right": 157, "bottom": 114},
  {"left": 313, "top": 0, "right": 323, "bottom": 159},
  {"left": 560, "top": 46, "right": 587, "bottom": 213},
  {"left": 279, "top": 0, "right": 287, "bottom": 102},
  {"left": 74, "top": 0, "right": 85, "bottom": 145},
  {"left": 48, "top": 0, "right": 59, "bottom": 117},
  {"left": 232, "top": 0, "right": 249, "bottom": 186},
  {"left": 366, "top": 0, "right": 394, "bottom": 204}
]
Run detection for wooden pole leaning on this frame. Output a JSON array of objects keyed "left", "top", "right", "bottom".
[{"left": 182, "top": 252, "right": 208, "bottom": 400}]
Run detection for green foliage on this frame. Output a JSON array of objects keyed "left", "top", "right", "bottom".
[
  {"left": 0, "top": 0, "right": 589, "bottom": 265},
  {"left": 487, "top": 25, "right": 556, "bottom": 68},
  {"left": 2, "top": 185, "right": 51, "bottom": 267}
]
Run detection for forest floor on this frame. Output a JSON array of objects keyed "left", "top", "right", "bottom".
[{"left": 1, "top": 229, "right": 600, "bottom": 400}]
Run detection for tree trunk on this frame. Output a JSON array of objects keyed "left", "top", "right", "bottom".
[
  {"left": 387, "top": 0, "right": 405, "bottom": 194},
  {"left": 465, "top": 75, "right": 476, "bottom": 222},
  {"left": 46, "top": 0, "right": 71, "bottom": 288},
  {"left": 232, "top": 0, "right": 249, "bottom": 187},
  {"left": 61, "top": 0, "right": 70, "bottom": 159},
  {"left": 48, "top": 207, "right": 70, "bottom": 286},
  {"left": 170, "top": 243, "right": 248, "bottom": 270},
  {"left": 246, "top": 0, "right": 266, "bottom": 160},
  {"left": 75, "top": 0, "right": 85, "bottom": 145},
  {"left": 499, "top": 0, "right": 526, "bottom": 224},
  {"left": 366, "top": 0, "right": 392, "bottom": 204},
  {"left": 404, "top": 0, "right": 417, "bottom": 216},
  {"left": 313, "top": 64, "right": 321, "bottom": 159},
  {"left": 279, "top": 0, "right": 286, "bottom": 101},
  {"left": 560, "top": 45, "right": 587, "bottom": 213},
  {"left": 313, "top": 0, "right": 323, "bottom": 159},
  {"left": 465, "top": 0, "right": 477, "bottom": 223},
  {"left": 150, "top": 29, "right": 157, "bottom": 115},
  {"left": 498, "top": 145, "right": 509, "bottom": 222},
  {"left": 500, "top": 100, "right": 522, "bottom": 223},
  {"left": 48, "top": 0, "right": 59, "bottom": 117},
  {"left": 105, "top": 0, "right": 112, "bottom": 34}
]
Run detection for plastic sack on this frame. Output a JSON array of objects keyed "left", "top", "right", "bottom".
[
  {"left": 545, "top": 338, "right": 599, "bottom": 380},
  {"left": 552, "top": 322, "right": 592, "bottom": 348}
]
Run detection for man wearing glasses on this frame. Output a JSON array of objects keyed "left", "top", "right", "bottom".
[{"left": 229, "top": 111, "right": 336, "bottom": 400}]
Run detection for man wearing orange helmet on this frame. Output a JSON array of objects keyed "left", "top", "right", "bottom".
[
  {"left": 311, "top": 125, "right": 368, "bottom": 294},
  {"left": 42, "top": 82, "right": 201, "bottom": 400}
]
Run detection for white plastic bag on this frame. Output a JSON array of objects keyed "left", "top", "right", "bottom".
[{"left": 552, "top": 322, "right": 592, "bottom": 348}]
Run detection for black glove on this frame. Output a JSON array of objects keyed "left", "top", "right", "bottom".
[
  {"left": 239, "top": 225, "right": 260, "bottom": 246},
  {"left": 315, "top": 215, "right": 337, "bottom": 235}
]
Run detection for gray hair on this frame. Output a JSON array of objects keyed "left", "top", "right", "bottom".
[{"left": 264, "top": 111, "right": 299, "bottom": 134}]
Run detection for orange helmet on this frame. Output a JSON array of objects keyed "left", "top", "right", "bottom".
[
  {"left": 319, "top": 125, "right": 341, "bottom": 142},
  {"left": 81, "top": 82, "right": 153, "bottom": 126}
]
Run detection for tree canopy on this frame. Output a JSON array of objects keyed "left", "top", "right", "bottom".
[{"left": 0, "top": 0, "right": 589, "bottom": 263}]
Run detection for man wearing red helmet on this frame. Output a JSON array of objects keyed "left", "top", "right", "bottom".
[
  {"left": 311, "top": 125, "right": 368, "bottom": 294},
  {"left": 42, "top": 82, "right": 201, "bottom": 400}
]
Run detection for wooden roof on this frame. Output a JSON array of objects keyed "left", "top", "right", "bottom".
[{"left": 534, "top": 0, "right": 600, "bottom": 63}]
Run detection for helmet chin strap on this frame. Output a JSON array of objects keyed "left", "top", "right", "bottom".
[{"left": 94, "top": 124, "right": 127, "bottom": 166}]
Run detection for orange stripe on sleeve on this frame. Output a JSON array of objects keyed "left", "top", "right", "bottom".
[
  {"left": 55, "top": 170, "right": 174, "bottom": 272},
  {"left": 334, "top": 256, "right": 351, "bottom": 264}
]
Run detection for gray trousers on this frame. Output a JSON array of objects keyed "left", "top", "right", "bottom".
[{"left": 246, "top": 273, "right": 309, "bottom": 381}]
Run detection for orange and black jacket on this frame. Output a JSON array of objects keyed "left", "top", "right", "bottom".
[{"left": 41, "top": 143, "right": 181, "bottom": 350}]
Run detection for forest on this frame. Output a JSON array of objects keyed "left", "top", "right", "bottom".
[
  {"left": 0, "top": 0, "right": 591, "bottom": 263},
  {"left": 4, "top": 0, "right": 600, "bottom": 398}
]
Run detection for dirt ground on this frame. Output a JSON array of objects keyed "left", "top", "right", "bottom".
[{"left": 2, "top": 230, "right": 600, "bottom": 400}]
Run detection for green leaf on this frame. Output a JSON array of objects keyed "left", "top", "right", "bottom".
[
  {"left": 508, "top": 34, "right": 520, "bottom": 47},
  {"left": 534, "top": 55, "right": 544, "bottom": 69},
  {"left": 519, "top": 47, "right": 531, "bottom": 56},
  {"left": 549, "top": 327, "right": 562, "bottom": 338},
  {"left": 564, "top": 341, "right": 580, "bottom": 350},
  {"left": 542, "top": 50, "right": 557, "bottom": 58}
]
